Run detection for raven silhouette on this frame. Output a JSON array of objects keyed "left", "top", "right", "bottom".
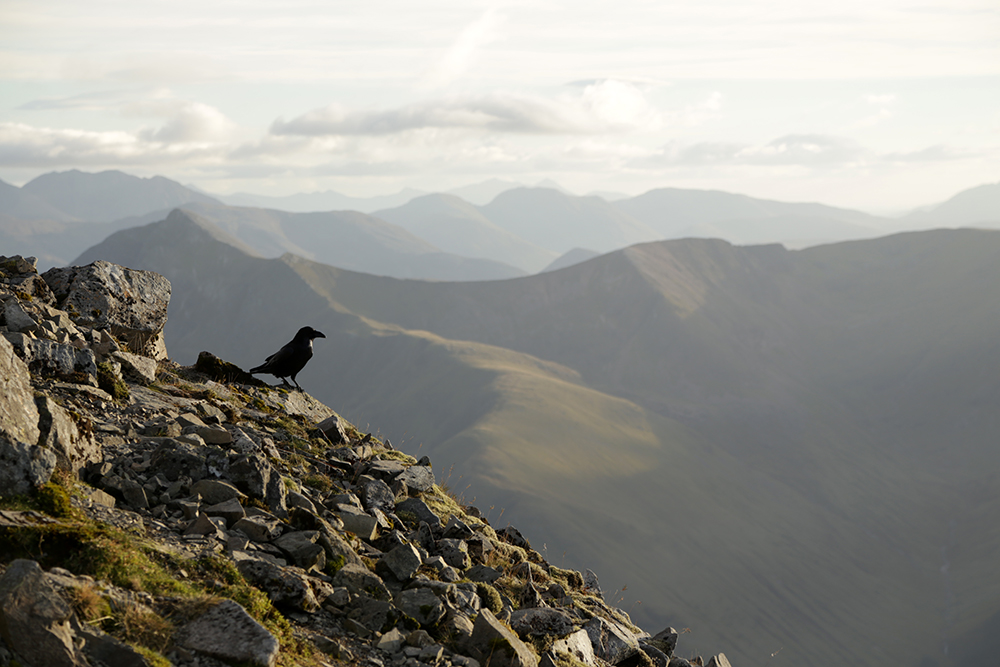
[{"left": 249, "top": 326, "right": 326, "bottom": 390}]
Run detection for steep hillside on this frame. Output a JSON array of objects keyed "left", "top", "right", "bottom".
[
  {"left": 2, "top": 253, "right": 716, "bottom": 667},
  {"left": 21, "top": 169, "right": 218, "bottom": 221},
  {"left": 75, "top": 212, "right": 1000, "bottom": 667}
]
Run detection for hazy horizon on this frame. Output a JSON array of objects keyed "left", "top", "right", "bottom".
[{"left": 1, "top": 1, "right": 997, "bottom": 213}]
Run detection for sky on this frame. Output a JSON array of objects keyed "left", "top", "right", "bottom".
[{"left": 0, "top": 0, "right": 997, "bottom": 214}]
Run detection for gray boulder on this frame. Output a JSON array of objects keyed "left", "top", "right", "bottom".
[
  {"left": 437, "top": 538, "right": 471, "bottom": 570},
  {"left": 395, "top": 497, "right": 441, "bottom": 529},
  {"left": 357, "top": 475, "right": 395, "bottom": 512},
  {"left": 232, "top": 516, "right": 284, "bottom": 543},
  {"left": 467, "top": 608, "right": 539, "bottom": 667},
  {"left": 202, "top": 497, "right": 246, "bottom": 527},
  {"left": 583, "top": 616, "right": 640, "bottom": 665},
  {"left": 236, "top": 559, "right": 320, "bottom": 613},
  {"left": 510, "top": 608, "right": 576, "bottom": 639},
  {"left": 0, "top": 438, "right": 57, "bottom": 497},
  {"left": 378, "top": 542, "right": 423, "bottom": 581},
  {"left": 190, "top": 478, "right": 243, "bottom": 505},
  {"left": 35, "top": 395, "right": 100, "bottom": 475},
  {"left": 42, "top": 261, "right": 171, "bottom": 359},
  {"left": 396, "top": 465, "right": 435, "bottom": 494},
  {"left": 112, "top": 350, "right": 157, "bottom": 383},
  {"left": 336, "top": 505, "right": 378, "bottom": 541},
  {"left": 332, "top": 564, "right": 392, "bottom": 602},
  {"left": 4, "top": 298, "right": 39, "bottom": 333},
  {"left": 550, "top": 629, "right": 597, "bottom": 667},
  {"left": 394, "top": 587, "right": 447, "bottom": 627},
  {"left": 177, "top": 599, "right": 279, "bottom": 667},
  {"left": 0, "top": 559, "right": 89, "bottom": 667},
  {"left": 273, "top": 531, "right": 327, "bottom": 571},
  {"left": 5, "top": 333, "right": 98, "bottom": 380}
]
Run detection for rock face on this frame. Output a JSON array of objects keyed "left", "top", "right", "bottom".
[
  {"left": 0, "top": 334, "right": 41, "bottom": 446},
  {"left": 42, "top": 260, "right": 170, "bottom": 359},
  {"left": 0, "top": 254, "right": 731, "bottom": 667}
]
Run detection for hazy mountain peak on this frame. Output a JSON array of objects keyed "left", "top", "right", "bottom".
[{"left": 21, "top": 169, "right": 218, "bottom": 222}]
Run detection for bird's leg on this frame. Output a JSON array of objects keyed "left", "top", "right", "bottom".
[{"left": 281, "top": 378, "right": 293, "bottom": 388}]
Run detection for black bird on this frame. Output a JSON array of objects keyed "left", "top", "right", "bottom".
[{"left": 249, "top": 326, "right": 326, "bottom": 390}]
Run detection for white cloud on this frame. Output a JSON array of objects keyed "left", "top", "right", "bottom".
[
  {"left": 637, "top": 134, "right": 868, "bottom": 168},
  {"left": 271, "top": 80, "right": 659, "bottom": 137},
  {"left": 129, "top": 100, "right": 237, "bottom": 143}
]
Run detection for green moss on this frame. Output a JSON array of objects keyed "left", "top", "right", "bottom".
[
  {"left": 34, "top": 482, "right": 75, "bottom": 518},
  {"left": 475, "top": 582, "right": 503, "bottom": 614},
  {"left": 324, "top": 554, "right": 346, "bottom": 576},
  {"left": 303, "top": 474, "right": 333, "bottom": 493},
  {"left": 133, "top": 646, "right": 172, "bottom": 667},
  {"left": 96, "top": 362, "right": 130, "bottom": 401},
  {"left": 378, "top": 449, "right": 419, "bottom": 465},
  {"left": 0, "top": 521, "right": 194, "bottom": 597},
  {"left": 548, "top": 566, "right": 585, "bottom": 590}
]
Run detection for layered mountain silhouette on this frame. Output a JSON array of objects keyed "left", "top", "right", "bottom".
[
  {"left": 373, "top": 194, "right": 556, "bottom": 272},
  {"left": 74, "top": 208, "right": 1000, "bottom": 667},
  {"left": 115, "top": 202, "right": 525, "bottom": 281}
]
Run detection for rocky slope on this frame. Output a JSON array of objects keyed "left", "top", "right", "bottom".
[{"left": 0, "top": 254, "right": 730, "bottom": 667}]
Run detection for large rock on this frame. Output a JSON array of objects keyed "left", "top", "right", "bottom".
[
  {"left": 190, "top": 478, "right": 243, "bottom": 505},
  {"left": 467, "top": 608, "right": 539, "bottom": 667},
  {"left": 4, "top": 334, "right": 97, "bottom": 380},
  {"left": 177, "top": 599, "right": 279, "bottom": 667},
  {"left": 378, "top": 542, "right": 423, "bottom": 581},
  {"left": 357, "top": 475, "right": 395, "bottom": 512},
  {"left": 549, "top": 629, "right": 597, "bottom": 667},
  {"left": 0, "top": 559, "right": 89, "bottom": 667},
  {"left": 510, "top": 608, "right": 576, "bottom": 639},
  {"left": 332, "top": 564, "right": 392, "bottom": 602},
  {"left": 0, "top": 439, "right": 57, "bottom": 497},
  {"left": 0, "top": 334, "right": 41, "bottom": 447},
  {"left": 273, "top": 531, "right": 327, "bottom": 572},
  {"left": 396, "top": 465, "right": 435, "bottom": 494},
  {"left": 4, "top": 298, "right": 39, "bottom": 333},
  {"left": 35, "top": 395, "right": 100, "bottom": 475},
  {"left": 583, "top": 616, "right": 640, "bottom": 665},
  {"left": 42, "top": 261, "right": 171, "bottom": 359},
  {"left": 394, "top": 587, "right": 446, "bottom": 627},
  {"left": 395, "top": 497, "right": 441, "bottom": 529},
  {"left": 236, "top": 558, "right": 320, "bottom": 613}
]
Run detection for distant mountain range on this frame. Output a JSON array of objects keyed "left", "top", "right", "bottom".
[
  {"left": 75, "top": 209, "right": 1000, "bottom": 667},
  {"left": 2, "top": 168, "right": 998, "bottom": 278}
]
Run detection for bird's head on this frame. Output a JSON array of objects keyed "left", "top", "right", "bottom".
[{"left": 296, "top": 326, "right": 326, "bottom": 341}]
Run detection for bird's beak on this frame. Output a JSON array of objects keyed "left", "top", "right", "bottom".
[{"left": 314, "top": 331, "right": 326, "bottom": 338}]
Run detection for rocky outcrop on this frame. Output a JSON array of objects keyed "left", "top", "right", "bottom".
[
  {"left": 41, "top": 260, "right": 170, "bottom": 359},
  {"left": 0, "top": 255, "right": 726, "bottom": 667}
]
